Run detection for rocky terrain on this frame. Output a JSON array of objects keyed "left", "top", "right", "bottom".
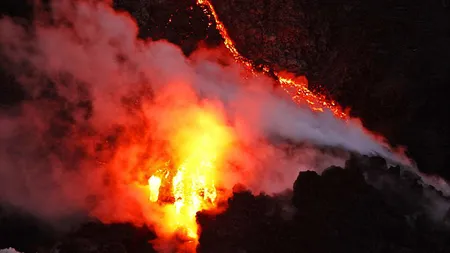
[{"left": 1, "top": 0, "right": 450, "bottom": 252}]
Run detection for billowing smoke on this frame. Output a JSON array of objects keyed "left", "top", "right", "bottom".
[{"left": 0, "top": 0, "right": 409, "bottom": 242}]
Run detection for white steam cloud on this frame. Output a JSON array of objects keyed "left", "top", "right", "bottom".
[{"left": 0, "top": 0, "right": 409, "bottom": 231}]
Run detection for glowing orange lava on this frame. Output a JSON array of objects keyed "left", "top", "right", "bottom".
[
  {"left": 196, "top": 0, "right": 348, "bottom": 119},
  {"left": 147, "top": 1, "right": 348, "bottom": 250},
  {"left": 147, "top": 106, "right": 234, "bottom": 247}
]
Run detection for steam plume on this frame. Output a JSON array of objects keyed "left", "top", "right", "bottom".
[{"left": 0, "top": 0, "right": 408, "bottom": 236}]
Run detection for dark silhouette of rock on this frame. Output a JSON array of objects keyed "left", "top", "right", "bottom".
[
  {"left": 0, "top": 207, "right": 56, "bottom": 253},
  {"left": 51, "top": 222, "right": 157, "bottom": 253},
  {"left": 197, "top": 156, "right": 450, "bottom": 253}
]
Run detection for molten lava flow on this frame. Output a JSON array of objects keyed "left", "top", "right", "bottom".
[
  {"left": 196, "top": 0, "right": 347, "bottom": 119},
  {"left": 198, "top": 0, "right": 255, "bottom": 70},
  {"left": 276, "top": 73, "right": 347, "bottom": 119},
  {"left": 147, "top": 106, "right": 233, "bottom": 246},
  {"left": 148, "top": 175, "right": 162, "bottom": 202},
  {"left": 152, "top": 0, "right": 347, "bottom": 249}
]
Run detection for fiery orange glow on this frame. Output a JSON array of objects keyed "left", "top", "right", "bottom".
[
  {"left": 148, "top": 1, "right": 348, "bottom": 250},
  {"left": 196, "top": 0, "right": 348, "bottom": 119},
  {"left": 148, "top": 175, "right": 162, "bottom": 202},
  {"left": 147, "top": 106, "right": 234, "bottom": 247},
  {"left": 198, "top": 0, "right": 255, "bottom": 70}
]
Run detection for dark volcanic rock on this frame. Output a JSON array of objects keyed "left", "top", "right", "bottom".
[
  {"left": 0, "top": 208, "right": 156, "bottom": 253},
  {"left": 198, "top": 156, "right": 450, "bottom": 253},
  {"left": 52, "top": 222, "right": 157, "bottom": 253},
  {"left": 113, "top": 0, "right": 222, "bottom": 54},
  {"left": 210, "top": 0, "right": 309, "bottom": 75},
  {"left": 0, "top": 207, "right": 56, "bottom": 253},
  {"left": 197, "top": 190, "right": 295, "bottom": 253}
]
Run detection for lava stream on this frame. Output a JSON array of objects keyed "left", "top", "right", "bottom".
[
  {"left": 147, "top": 107, "right": 234, "bottom": 247},
  {"left": 196, "top": 0, "right": 347, "bottom": 119},
  {"left": 147, "top": 0, "right": 348, "bottom": 249}
]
